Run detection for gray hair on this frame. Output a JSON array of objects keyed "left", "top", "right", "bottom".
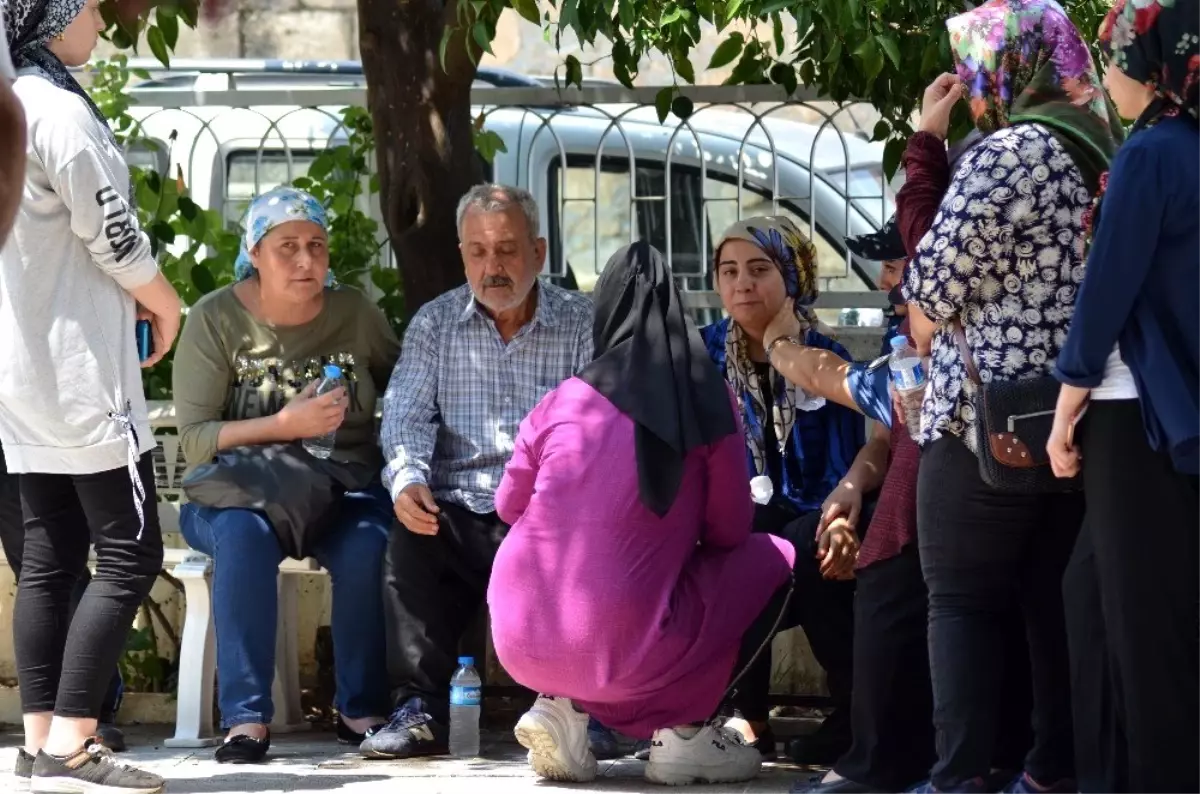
[{"left": 455, "top": 183, "right": 540, "bottom": 241}]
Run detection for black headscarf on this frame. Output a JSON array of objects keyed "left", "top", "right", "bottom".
[
  {"left": 577, "top": 242, "right": 736, "bottom": 517},
  {"left": 1100, "top": 0, "right": 1198, "bottom": 128}
]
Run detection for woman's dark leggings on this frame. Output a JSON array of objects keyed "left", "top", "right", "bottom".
[
  {"left": 917, "top": 435, "right": 1083, "bottom": 790},
  {"left": 1063, "top": 400, "right": 1199, "bottom": 793},
  {"left": 13, "top": 453, "right": 162, "bottom": 718}
]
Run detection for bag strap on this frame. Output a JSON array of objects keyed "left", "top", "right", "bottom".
[{"left": 952, "top": 320, "right": 983, "bottom": 386}]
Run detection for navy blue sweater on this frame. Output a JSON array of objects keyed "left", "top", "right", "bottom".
[{"left": 1055, "top": 116, "right": 1199, "bottom": 474}]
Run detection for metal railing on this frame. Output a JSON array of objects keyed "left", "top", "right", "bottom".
[{"left": 114, "top": 60, "right": 896, "bottom": 331}]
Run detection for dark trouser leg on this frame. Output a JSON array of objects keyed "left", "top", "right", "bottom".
[
  {"left": 1, "top": 448, "right": 126, "bottom": 722},
  {"left": 918, "top": 436, "right": 1079, "bottom": 790},
  {"left": 1072, "top": 400, "right": 1199, "bottom": 793},
  {"left": 383, "top": 500, "right": 506, "bottom": 724},
  {"left": 15, "top": 454, "right": 162, "bottom": 718},
  {"left": 735, "top": 508, "right": 855, "bottom": 726},
  {"left": 1063, "top": 519, "right": 1127, "bottom": 793},
  {"left": 992, "top": 610, "right": 1034, "bottom": 774},
  {"left": 832, "top": 545, "right": 933, "bottom": 791}
]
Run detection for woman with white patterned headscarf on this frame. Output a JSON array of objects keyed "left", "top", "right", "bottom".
[{"left": 1, "top": 0, "right": 181, "bottom": 791}]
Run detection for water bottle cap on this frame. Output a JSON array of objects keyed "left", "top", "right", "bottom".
[
  {"left": 458, "top": 656, "right": 474, "bottom": 666},
  {"left": 889, "top": 335, "right": 908, "bottom": 350},
  {"left": 323, "top": 364, "right": 342, "bottom": 379}
]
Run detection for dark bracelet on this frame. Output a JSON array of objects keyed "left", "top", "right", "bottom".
[{"left": 766, "top": 335, "right": 803, "bottom": 359}]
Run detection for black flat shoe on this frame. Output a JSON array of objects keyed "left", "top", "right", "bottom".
[
  {"left": 214, "top": 731, "right": 271, "bottom": 764},
  {"left": 755, "top": 724, "right": 779, "bottom": 761},
  {"left": 336, "top": 717, "right": 386, "bottom": 745}
]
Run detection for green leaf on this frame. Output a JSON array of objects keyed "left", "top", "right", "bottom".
[
  {"left": 179, "top": 0, "right": 199, "bottom": 28},
  {"left": 178, "top": 196, "right": 198, "bottom": 221},
  {"left": 132, "top": 68, "right": 151, "bottom": 80},
  {"left": 471, "top": 22, "right": 493, "bottom": 56},
  {"left": 150, "top": 220, "right": 176, "bottom": 246},
  {"left": 671, "top": 94, "right": 694, "bottom": 120},
  {"left": 872, "top": 120, "right": 890, "bottom": 142},
  {"left": 724, "top": 0, "right": 744, "bottom": 24},
  {"left": 920, "top": 36, "right": 941, "bottom": 74},
  {"left": 854, "top": 38, "right": 884, "bottom": 82},
  {"left": 882, "top": 136, "right": 906, "bottom": 182},
  {"left": 769, "top": 62, "right": 797, "bottom": 96},
  {"left": 661, "top": 6, "right": 684, "bottom": 25},
  {"left": 309, "top": 152, "right": 335, "bottom": 181},
  {"left": 879, "top": 34, "right": 902, "bottom": 69},
  {"left": 823, "top": 38, "right": 842, "bottom": 64},
  {"left": 511, "top": 0, "right": 541, "bottom": 24},
  {"left": 655, "top": 86, "right": 674, "bottom": 124},
  {"left": 156, "top": 7, "right": 179, "bottom": 50},
  {"left": 564, "top": 54, "right": 583, "bottom": 88},
  {"left": 147, "top": 27, "right": 170, "bottom": 68},
  {"left": 673, "top": 53, "right": 695, "bottom": 84},
  {"left": 331, "top": 194, "right": 353, "bottom": 216},
  {"left": 191, "top": 263, "right": 216, "bottom": 295},
  {"left": 707, "top": 33, "right": 743, "bottom": 69},
  {"left": 772, "top": 12, "right": 785, "bottom": 56},
  {"left": 438, "top": 25, "right": 454, "bottom": 71}
]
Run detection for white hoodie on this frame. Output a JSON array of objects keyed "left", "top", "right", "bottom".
[{"left": 0, "top": 74, "right": 158, "bottom": 474}]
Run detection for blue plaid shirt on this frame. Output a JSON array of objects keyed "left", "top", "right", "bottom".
[
  {"left": 381, "top": 281, "right": 593, "bottom": 513},
  {"left": 701, "top": 319, "right": 865, "bottom": 515}
]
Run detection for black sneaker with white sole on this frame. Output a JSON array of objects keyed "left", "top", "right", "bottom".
[
  {"left": 31, "top": 739, "right": 164, "bottom": 794},
  {"left": 13, "top": 747, "right": 34, "bottom": 793},
  {"left": 358, "top": 697, "right": 449, "bottom": 759}
]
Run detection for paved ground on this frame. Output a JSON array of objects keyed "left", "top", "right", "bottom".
[{"left": 0, "top": 727, "right": 820, "bottom": 793}]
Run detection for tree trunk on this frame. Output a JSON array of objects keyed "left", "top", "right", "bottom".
[{"left": 358, "top": 0, "right": 485, "bottom": 314}]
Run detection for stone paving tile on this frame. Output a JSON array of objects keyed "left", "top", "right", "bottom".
[{"left": 0, "top": 728, "right": 815, "bottom": 793}]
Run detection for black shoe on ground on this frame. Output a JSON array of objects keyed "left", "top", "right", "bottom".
[
  {"left": 13, "top": 747, "right": 34, "bottom": 792},
  {"left": 632, "top": 739, "right": 651, "bottom": 761},
  {"left": 336, "top": 716, "right": 387, "bottom": 745},
  {"left": 95, "top": 723, "right": 127, "bottom": 753},
  {"left": 359, "top": 698, "right": 449, "bottom": 760},
  {"left": 755, "top": 724, "right": 779, "bottom": 761},
  {"left": 214, "top": 731, "right": 271, "bottom": 764},
  {"left": 788, "top": 711, "right": 852, "bottom": 766},
  {"left": 31, "top": 739, "right": 163, "bottom": 793}
]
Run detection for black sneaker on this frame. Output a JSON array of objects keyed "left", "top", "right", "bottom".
[
  {"left": 31, "top": 739, "right": 164, "bottom": 793},
  {"left": 13, "top": 747, "right": 33, "bottom": 793},
  {"left": 359, "top": 698, "right": 448, "bottom": 759}
]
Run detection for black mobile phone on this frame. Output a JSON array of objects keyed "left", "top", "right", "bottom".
[{"left": 136, "top": 319, "right": 153, "bottom": 362}]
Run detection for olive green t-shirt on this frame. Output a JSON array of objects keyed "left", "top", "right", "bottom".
[{"left": 172, "top": 285, "right": 401, "bottom": 475}]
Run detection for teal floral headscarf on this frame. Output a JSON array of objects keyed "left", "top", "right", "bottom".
[{"left": 234, "top": 186, "right": 330, "bottom": 281}]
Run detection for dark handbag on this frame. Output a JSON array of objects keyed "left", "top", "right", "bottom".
[
  {"left": 953, "top": 323, "right": 1081, "bottom": 493},
  {"left": 181, "top": 443, "right": 377, "bottom": 559}
]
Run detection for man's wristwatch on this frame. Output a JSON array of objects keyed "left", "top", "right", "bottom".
[{"left": 766, "top": 335, "right": 803, "bottom": 359}]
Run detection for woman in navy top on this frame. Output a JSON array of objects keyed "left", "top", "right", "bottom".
[{"left": 1047, "top": 2, "right": 1199, "bottom": 791}]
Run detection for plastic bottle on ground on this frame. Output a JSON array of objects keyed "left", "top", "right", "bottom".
[{"left": 449, "top": 656, "right": 482, "bottom": 757}]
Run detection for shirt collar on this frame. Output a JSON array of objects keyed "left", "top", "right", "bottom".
[{"left": 456, "top": 279, "right": 558, "bottom": 329}]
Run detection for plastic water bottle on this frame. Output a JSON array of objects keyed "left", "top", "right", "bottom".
[
  {"left": 301, "top": 364, "right": 344, "bottom": 459},
  {"left": 449, "top": 656, "right": 482, "bottom": 757},
  {"left": 887, "top": 336, "right": 926, "bottom": 440}
]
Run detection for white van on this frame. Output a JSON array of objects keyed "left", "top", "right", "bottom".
[{"left": 123, "top": 60, "right": 895, "bottom": 329}]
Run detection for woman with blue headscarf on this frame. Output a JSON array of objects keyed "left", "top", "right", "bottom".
[
  {"left": 172, "top": 186, "right": 400, "bottom": 763},
  {"left": 1, "top": 0, "right": 183, "bottom": 790}
]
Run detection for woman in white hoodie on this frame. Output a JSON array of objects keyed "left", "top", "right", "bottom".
[{"left": 1, "top": 0, "right": 181, "bottom": 791}]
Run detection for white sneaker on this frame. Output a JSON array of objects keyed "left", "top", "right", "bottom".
[
  {"left": 513, "top": 695, "right": 598, "bottom": 783},
  {"left": 645, "top": 723, "right": 762, "bottom": 786}
]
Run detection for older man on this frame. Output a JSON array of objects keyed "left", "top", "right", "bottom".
[{"left": 361, "top": 184, "right": 593, "bottom": 760}]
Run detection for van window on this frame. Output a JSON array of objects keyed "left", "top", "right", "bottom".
[
  {"left": 225, "top": 150, "right": 320, "bottom": 226},
  {"left": 547, "top": 156, "right": 873, "bottom": 300}
]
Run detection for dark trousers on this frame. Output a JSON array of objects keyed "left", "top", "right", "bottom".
[
  {"left": 833, "top": 545, "right": 934, "bottom": 790},
  {"left": 732, "top": 506, "right": 856, "bottom": 727},
  {"left": 918, "top": 435, "right": 1082, "bottom": 790},
  {"left": 14, "top": 453, "right": 162, "bottom": 717},
  {"left": 829, "top": 543, "right": 1035, "bottom": 791},
  {"left": 384, "top": 500, "right": 507, "bottom": 723},
  {"left": 1063, "top": 400, "right": 1199, "bottom": 793},
  {"left": 0, "top": 448, "right": 125, "bottom": 722}
]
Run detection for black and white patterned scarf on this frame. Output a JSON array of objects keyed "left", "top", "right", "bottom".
[{"left": 1, "top": 0, "right": 115, "bottom": 146}]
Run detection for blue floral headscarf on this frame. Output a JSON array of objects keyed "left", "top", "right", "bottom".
[{"left": 234, "top": 186, "right": 331, "bottom": 282}]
